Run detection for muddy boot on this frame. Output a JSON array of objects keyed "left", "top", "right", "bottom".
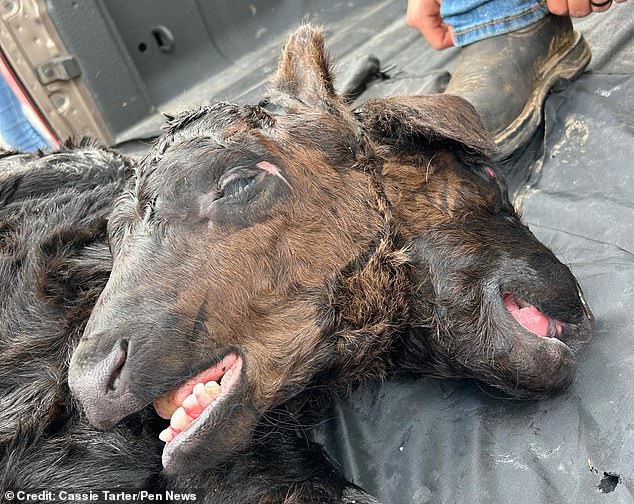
[{"left": 445, "top": 14, "right": 591, "bottom": 161}]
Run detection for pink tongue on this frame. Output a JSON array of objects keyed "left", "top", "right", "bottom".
[{"left": 503, "top": 293, "right": 551, "bottom": 337}]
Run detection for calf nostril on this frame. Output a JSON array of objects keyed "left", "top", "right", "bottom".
[{"left": 107, "top": 339, "right": 129, "bottom": 392}]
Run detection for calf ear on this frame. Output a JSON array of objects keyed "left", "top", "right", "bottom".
[
  {"left": 354, "top": 95, "right": 495, "bottom": 156},
  {"left": 268, "top": 25, "right": 339, "bottom": 108}
]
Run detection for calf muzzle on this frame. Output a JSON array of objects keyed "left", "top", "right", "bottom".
[{"left": 69, "top": 334, "right": 144, "bottom": 429}]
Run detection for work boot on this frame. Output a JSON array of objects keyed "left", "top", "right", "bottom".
[{"left": 445, "top": 14, "right": 591, "bottom": 160}]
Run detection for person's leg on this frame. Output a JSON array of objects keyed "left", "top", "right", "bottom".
[
  {"left": 441, "top": 0, "right": 549, "bottom": 46},
  {"left": 441, "top": 1, "right": 590, "bottom": 160},
  {"left": 0, "top": 76, "right": 52, "bottom": 151}
]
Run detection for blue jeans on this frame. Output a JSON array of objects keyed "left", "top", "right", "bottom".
[
  {"left": 0, "top": 76, "right": 52, "bottom": 151},
  {"left": 441, "top": 0, "right": 549, "bottom": 46}
]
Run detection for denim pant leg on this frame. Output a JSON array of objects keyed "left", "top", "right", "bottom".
[
  {"left": 441, "top": 0, "right": 549, "bottom": 46},
  {"left": 0, "top": 76, "right": 52, "bottom": 151}
]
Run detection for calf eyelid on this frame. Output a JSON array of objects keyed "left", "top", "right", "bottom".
[
  {"left": 217, "top": 165, "right": 259, "bottom": 190},
  {"left": 478, "top": 164, "right": 507, "bottom": 196}
]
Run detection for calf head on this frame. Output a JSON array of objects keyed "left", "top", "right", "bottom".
[
  {"left": 70, "top": 27, "right": 393, "bottom": 473},
  {"left": 69, "top": 26, "right": 592, "bottom": 474},
  {"left": 355, "top": 98, "right": 593, "bottom": 395}
]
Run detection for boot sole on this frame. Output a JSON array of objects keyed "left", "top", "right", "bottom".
[{"left": 493, "top": 30, "right": 591, "bottom": 160}]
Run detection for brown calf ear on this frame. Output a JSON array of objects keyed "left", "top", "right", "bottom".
[
  {"left": 268, "top": 24, "right": 339, "bottom": 108},
  {"left": 354, "top": 94, "right": 495, "bottom": 156}
]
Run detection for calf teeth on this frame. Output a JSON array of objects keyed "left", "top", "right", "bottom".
[
  {"left": 159, "top": 427, "right": 178, "bottom": 443},
  {"left": 171, "top": 407, "right": 194, "bottom": 431},
  {"left": 193, "top": 380, "right": 220, "bottom": 408},
  {"left": 205, "top": 380, "right": 220, "bottom": 393},
  {"left": 182, "top": 394, "right": 203, "bottom": 418},
  {"left": 160, "top": 381, "right": 223, "bottom": 444}
]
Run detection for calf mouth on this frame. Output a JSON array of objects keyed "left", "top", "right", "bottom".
[
  {"left": 503, "top": 292, "right": 565, "bottom": 339},
  {"left": 481, "top": 286, "right": 593, "bottom": 397},
  {"left": 501, "top": 288, "right": 593, "bottom": 352},
  {"left": 152, "top": 351, "right": 246, "bottom": 470}
]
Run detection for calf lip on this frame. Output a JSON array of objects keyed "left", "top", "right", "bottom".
[
  {"left": 557, "top": 306, "right": 593, "bottom": 356},
  {"left": 489, "top": 289, "right": 593, "bottom": 397},
  {"left": 160, "top": 354, "right": 250, "bottom": 473}
]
